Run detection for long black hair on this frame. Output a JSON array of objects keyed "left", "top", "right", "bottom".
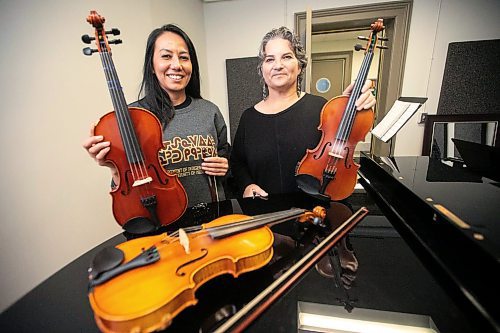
[{"left": 139, "top": 24, "right": 202, "bottom": 125}]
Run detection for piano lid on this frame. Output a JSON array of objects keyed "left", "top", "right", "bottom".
[{"left": 359, "top": 153, "right": 500, "bottom": 333}]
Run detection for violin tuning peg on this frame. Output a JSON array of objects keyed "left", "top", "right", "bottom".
[
  {"left": 354, "top": 44, "right": 366, "bottom": 51},
  {"left": 82, "top": 47, "right": 98, "bottom": 56},
  {"left": 106, "top": 28, "right": 120, "bottom": 36},
  {"left": 377, "top": 45, "right": 389, "bottom": 49},
  {"left": 379, "top": 37, "right": 389, "bottom": 41},
  {"left": 357, "top": 36, "right": 369, "bottom": 41},
  {"left": 109, "top": 39, "right": 123, "bottom": 45},
  {"left": 81, "top": 34, "right": 95, "bottom": 44}
]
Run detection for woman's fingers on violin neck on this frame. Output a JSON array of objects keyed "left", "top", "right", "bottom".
[
  {"left": 342, "top": 82, "right": 354, "bottom": 95},
  {"left": 355, "top": 92, "right": 368, "bottom": 110},
  {"left": 365, "top": 94, "right": 376, "bottom": 109},
  {"left": 345, "top": 80, "right": 373, "bottom": 97},
  {"left": 362, "top": 89, "right": 376, "bottom": 109},
  {"left": 356, "top": 91, "right": 376, "bottom": 110},
  {"left": 362, "top": 79, "right": 373, "bottom": 92}
]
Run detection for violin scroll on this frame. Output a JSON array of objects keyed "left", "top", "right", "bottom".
[
  {"left": 297, "top": 206, "right": 327, "bottom": 226},
  {"left": 370, "top": 18, "right": 385, "bottom": 33},
  {"left": 82, "top": 11, "right": 122, "bottom": 56}
]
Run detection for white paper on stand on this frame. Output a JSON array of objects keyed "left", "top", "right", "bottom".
[{"left": 371, "top": 100, "right": 423, "bottom": 142}]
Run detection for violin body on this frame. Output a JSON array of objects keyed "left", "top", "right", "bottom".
[
  {"left": 89, "top": 214, "right": 274, "bottom": 333},
  {"left": 95, "top": 107, "right": 188, "bottom": 228},
  {"left": 296, "top": 96, "right": 374, "bottom": 201}
]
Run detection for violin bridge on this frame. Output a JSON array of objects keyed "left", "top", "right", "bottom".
[
  {"left": 178, "top": 228, "right": 191, "bottom": 254},
  {"left": 132, "top": 176, "right": 153, "bottom": 187},
  {"left": 328, "top": 152, "right": 344, "bottom": 159}
]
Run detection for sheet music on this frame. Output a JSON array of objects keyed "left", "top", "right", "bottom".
[{"left": 371, "top": 100, "right": 422, "bottom": 142}]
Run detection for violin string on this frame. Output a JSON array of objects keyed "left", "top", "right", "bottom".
[
  {"left": 329, "top": 71, "right": 361, "bottom": 161},
  {"left": 336, "top": 31, "right": 376, "bottom": 146},
  {"left": 327, "top": 33, "right": 375, "bottom": 175},
  {"left": 168, "top": 209, "right": 305, "bottom": 239},
  {"left": 101, "top": 47, "right": 145, "bottom": 181},
  {"left": 169, "top": 225, "right": 203, "bottom": 238},
  {"left": 100, "top": 37, "right": 152, "bottom": 196},
  {"left": 345, "top": 53, "right": 374, "bottom": 136},
  {"left": 206, "top": 209, "right": 306, "bottom": 238},
  {"left": 99, "top": 41, "right": 139, "bottom": 181},
  {"left": 333, "top": 48, "right": 372, "bottom": 150},
  {"left": 148, "top": 208, "right": 309, "bottom": 256},
  {"left": 326, "top": 58, "right": 368, "bottom": 173}
]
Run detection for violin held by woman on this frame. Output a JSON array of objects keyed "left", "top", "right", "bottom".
[
  {"left": 81, "top": 11, "right": 230, "bottom": 233},
  {"left": 296, "top": 19, "right": 387, "bottom": 201}
]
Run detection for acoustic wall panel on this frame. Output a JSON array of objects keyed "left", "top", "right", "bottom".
[
  {"left": 437, "top": 39, "right": 500, "bottom": 115},
  {"left": 226, "top": 57, "right": 262, "bottom": 143}
]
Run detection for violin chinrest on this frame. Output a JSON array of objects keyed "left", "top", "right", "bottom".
[
  {"left": 89, "top": 247, "right": 125, "bottom": 280},
  {"left": 296, "top": 174, "right": 331, "bottom": 202},
  {"left": 123, "top": 216, "right": 158, "bottom": 234}
]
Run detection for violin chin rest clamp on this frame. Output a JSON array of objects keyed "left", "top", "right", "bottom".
[{"left": 296, "top": 174, "right": 331, "bottom": 202}]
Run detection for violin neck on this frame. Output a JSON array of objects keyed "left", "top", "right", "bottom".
[
  {"left": 208, "top": 208, "right": 307, "bottom": 239},
  {"left": 336, "top": 49, "right": 375, "bottom": 142},
  {"left": 349, "top": 51, "right": 374, "bottom": 109},
  {"left": 98, "top": 46, "right": 144, "bottom": 165}
]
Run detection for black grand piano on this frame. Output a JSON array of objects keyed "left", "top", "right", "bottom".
[{"left": 0, "top": 153, "right": 498, "bottom": 333}]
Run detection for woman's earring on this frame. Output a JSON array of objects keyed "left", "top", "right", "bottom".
[
  {"left": 297, "top": 77, "right": 301, "bottom": 97},
  {"left": 262, "top": 83, "right": 268, "bottom": 100}
]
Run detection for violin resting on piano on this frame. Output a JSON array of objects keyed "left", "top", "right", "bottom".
[{"left": 87, "top": 207, "right": 326, "bottom": 333}]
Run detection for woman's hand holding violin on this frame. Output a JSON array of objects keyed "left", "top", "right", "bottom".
[
  {"left": 82, "top": 125, "right": 119, "bottom": 185},
  {"left": 343, "top": 80, "right": 376, "bottom": 111}
]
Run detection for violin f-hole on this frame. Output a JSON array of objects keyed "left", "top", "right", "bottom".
[
  {"left": 176, "top": 248, "right": 209, "bottom": 276},
  {"left": 344, "top": 146, "right": 352, "bottom": 169},
  {"left": 314, "top": 141, "right": 332, "bottom": 160},
  {"left": 121, "top": 169, "right": 133, "bottom": 196},
  {"left": 147, "top": 164, "right": 170, "bottom": 185}
]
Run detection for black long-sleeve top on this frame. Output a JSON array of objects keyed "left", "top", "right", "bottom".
[{"left": 230, "top": 93, "right": 327, "bottom": 194}]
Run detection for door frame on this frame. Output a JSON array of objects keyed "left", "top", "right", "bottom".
[{"left": 295, "top": 1, "right": 413, "bottom": 156}]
